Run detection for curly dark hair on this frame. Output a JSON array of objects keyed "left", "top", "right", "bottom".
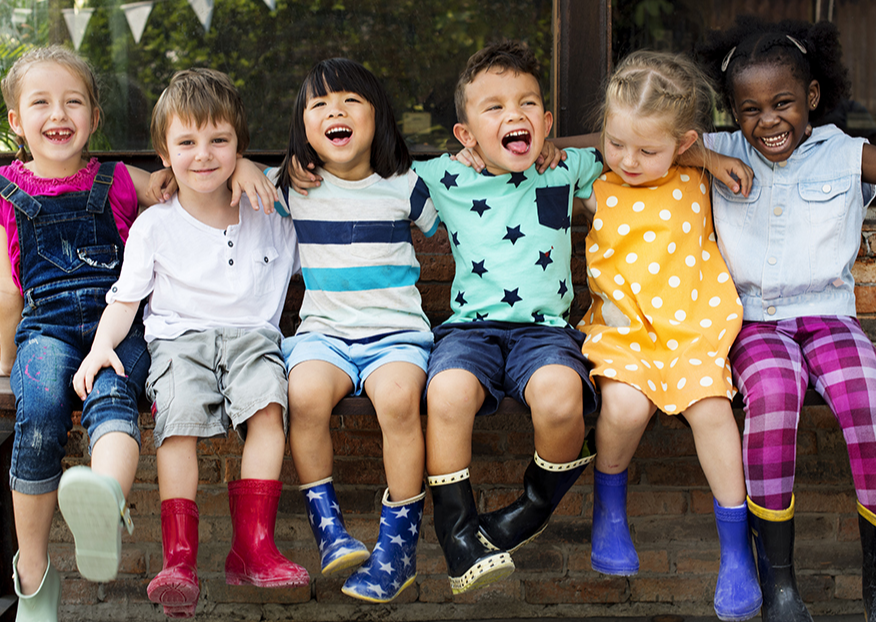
[{"left": 697, "top": 15, "right": 850, "bottom": 126}]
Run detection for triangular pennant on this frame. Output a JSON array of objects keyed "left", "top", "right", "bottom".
[
  {"left": 61, "top": 7, "right": 94, "bottom": 51},
  {"left": 12, "top": 8, "right": 32, "bottom": 28},
  {"left": 262, "top": 0, "right": 276, "bottom": 10},
  {"left": 187, "top": 0, "right": 214, "bottom": 32},
  {"left": 121, "top": 1, "right": 154, "bottom": 44}
]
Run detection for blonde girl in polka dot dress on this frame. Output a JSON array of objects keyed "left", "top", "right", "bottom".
[{"left": 578, "top": 51, "right": 762, "bottom": 621}]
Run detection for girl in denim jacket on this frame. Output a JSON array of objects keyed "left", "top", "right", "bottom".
[{"left": 699, "top": 16, "right": 876, "bottom": 622}]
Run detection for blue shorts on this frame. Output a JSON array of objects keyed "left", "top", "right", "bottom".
[
  {"left": 427, "top": 321, "right": 597, "bottom": 417},
  {"left": 282, "top": 331, "right": 433, "bottom": 396}
]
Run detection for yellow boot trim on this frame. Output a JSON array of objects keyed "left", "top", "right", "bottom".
[
  {"left": 858, "top": 501, "right": 876, "bottom": 527},
  {"left": 747, "top": 494, "right": 794, "bottom": 522}
]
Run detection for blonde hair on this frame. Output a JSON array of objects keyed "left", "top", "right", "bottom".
[
  {"left": 150, "top": 68, "right": 249, "bottom": 160},
  {"left": 1, "top": 45, "right": 101, "bottom": 163},
  {"left": 599, "top": 51, "right": 714, "bottom": 159}
]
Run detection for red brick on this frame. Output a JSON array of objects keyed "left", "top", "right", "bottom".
[
  {"left": 643, "top": 460, "right": 709, "bottom": 487},
  {"left": 330, "top": 429, "right": 383, "bottom": 457},
  {"left": 630, "top": 576, "right": 712, "bottom": 603},
  {"left": 639, "top": 549, "right": 670, "bottom": 573},
  {"left": 205, "top": 578, "right": 310, "bottom": 603},
  {"left": 452, "top": 578, "right": 522, "bottom": 603},
  {"left": 627, "top": 490, "right": 687, "bottom": 516},
  {"left": 835, "top": 573, "right": 862, "bottom": 600},
  {"left": 60, "top": 578, "right": 100, "bottom": 604},
  {"left": 799, "top": 573, "right": 835, "bottom": 603},
  {"left": 797, "top": 490, "right": 858, "bottom": 513},
  {"left": 855, "top": 285, "right": 876, "bottom": 314},
  {"left": 676, "top": 547, "right": 720, "bottom": 574},
  {"left": 690, "top": 489, "right": 714, "bottom": 514},
  {"left": 417, "top": 577, "right": 452, "bottom": 603},
  {"left": 525, "top": 576, "right": 627, "bottom": 604}
]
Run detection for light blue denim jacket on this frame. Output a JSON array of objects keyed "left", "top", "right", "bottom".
[{"left": 705, "top": 125, "right": 875, "bottom": 322}]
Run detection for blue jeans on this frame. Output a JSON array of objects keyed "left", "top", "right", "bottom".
[{"left": 9, "top": 287, "right": 149, "bottom": 495}]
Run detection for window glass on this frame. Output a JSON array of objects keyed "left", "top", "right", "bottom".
[{"left": 1, "top": 0, "right": 553, "bottom": 151}]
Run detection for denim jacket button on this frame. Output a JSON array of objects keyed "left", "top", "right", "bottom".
[
  {"left": 767, "top": 306, "right": 776, "bottom": 315},
  {"left": 773, "top": 207, "right": 783, "bottom": 216}
]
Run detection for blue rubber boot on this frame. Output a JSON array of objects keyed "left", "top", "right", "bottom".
[
  {"left": 590, "top": 469, "right": 639, "bottom": 575},
  {"left": 301, "top": 477, "right": 369, "bottom": 575},
  {"left": 714, "top": 499, "right": 763, "bottom": 621},
  {"left": 342, "top": 487, "right": 425, "bottom": 603}
]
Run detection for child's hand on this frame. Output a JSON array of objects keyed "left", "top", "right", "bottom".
[
  {"left": 73, "top": 345, "right": 126, "bottom": 399},
  {"left": 144, "top": 168, "right": 176, "bottom": 204},
  {"left": 287, "top": 157, "right": 322, "bottom": 196},
  {"left": 535, "top": 141, "right": 567, "bottom": 173},
  {"left": 707, "top": 153, "right": 753, "bottom": 197},
  {"left": 230, "top": 158, "right": 278, "bottom": 213},
  {"left": 451, "top": 147, "right": 485, "bottom": 173}
]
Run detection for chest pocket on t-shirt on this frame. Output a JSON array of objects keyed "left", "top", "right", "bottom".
[
  {"left": 251, "top": 247, "right": 280, "bottom": 296},
  {"left": 800, "top": 177, "right": 851, "bottom": 224},
  {"left": 535, "top": 186, "right": 571, "bottom": 230}
]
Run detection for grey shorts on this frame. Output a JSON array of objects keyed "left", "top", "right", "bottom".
[{"left": 147, "top": 327, "right": 288, "bottom": 447}]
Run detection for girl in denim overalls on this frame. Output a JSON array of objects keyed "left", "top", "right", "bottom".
[
  {"left": 0, "top": 46, "right": 155, "bottom": 622},
  {"left": 699, "top": 16, "right": 876, "bottom": 622}
]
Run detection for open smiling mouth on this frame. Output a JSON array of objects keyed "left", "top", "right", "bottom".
[
  {"left": 44, "top": 129, "right": 73, "bottom": 141},
  {"left": 502, "top": 130, "right": 531, "bottom": 155},
  {"left": 326, "top": 126, "right": 352, "bottom": 144},
  {"left": 760, "top": 131, "right": 790, "bottom": 150}
]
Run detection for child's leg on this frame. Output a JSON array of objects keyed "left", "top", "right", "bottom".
[
  {"left": 287, "top": 360, "right": 353, "bottom": 483},
  {"left": 363, "top": 361, "right": 425, "bottom": 501},
  {"left": 11, "top": 491, "right": 56, "bottom": 595},
  {"left": 157, "top": 437, "right": 200, "bottom": 501},
  {"left": 425, "top": 368, "right": 483, "bottom": 474},
  {"left": 594, "top": 378, "right": 657, "bottom": 474},
  {"left": 684, "top": 397, "right": 746, "bottom": 507},
  {"left": 91, "top": 432, "right": 140, "bottom": 499},
  {"left": 241, "top": 403, "right": 286, "bottom": 480},
  {"left": 526, "top": 364, "right": 586, "bottom": 462}
]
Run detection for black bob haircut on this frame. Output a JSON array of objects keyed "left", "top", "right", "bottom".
[
  {"left": 276, "top": 58, "right": 411, "bottom": 191},
  {"left": 697, "top": 15, "right": 850, "bottom": 127}
]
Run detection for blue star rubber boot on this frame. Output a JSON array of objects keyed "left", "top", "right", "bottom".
[
  {"left": 12, "top": 552, "right": 61, "bottom": 622},
  {"left": 748, "top": 496, "right": 812, "bottom": 622},
  {"left": 57, "top": 465, "right": 134, "bottom": 582},
  {"left": 300, "top": 477, "right": 370, "bottom": 575},
  {"left": 478, "top": 429, "right": 595, "bottom": 553},
  {"left": 713, "top": 498, "right": 763, "bottom": 621},
  {"left": 859, "top": 501, "right": 876, "bottom": 622},
  {"left": 342, "top": 487, "right": 426, "bottom": 603},
  {"left": 590, "top": 468, "right": 639, "bottom": 575},
  {"left": 428, "top": 469, "right": 514, "bottom": 594}
]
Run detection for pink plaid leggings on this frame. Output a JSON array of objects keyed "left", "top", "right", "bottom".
[{"left": 730, "top": 316, "right": 876, "bottom": 512}]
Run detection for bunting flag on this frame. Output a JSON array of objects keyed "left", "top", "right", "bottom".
[
  {"left": 187, "top": 0, "right": 214, "bottom": 32},
  {"left": 121, "top": 1, "right": 154, "bottom": 44},
  {"left": 62, "top": 7, "right": 94, "bottom": 50},
  {"left": 12, "top": 8, "right": 32, "bottom": 28}
]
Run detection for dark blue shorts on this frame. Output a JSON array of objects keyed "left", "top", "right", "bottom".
[{"left": 427, "top": 321, "right": 597, "bottom": 417}]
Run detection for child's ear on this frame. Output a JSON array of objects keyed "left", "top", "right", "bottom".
[
  {"left": 807, "top": 79, "right": 820, "bottom": 111},
  {"left": 676, "top": 130, "right": 698, "bottom": 156},
  {"left": 542, "top": 111, "right": 553, "bottom": 137},
  {"left": 453, "top": 123, "right": 478, "bottom": 148},
  {"left": 7, "top": 109, "right": 22, "bottom": 138},
  {"left": 159, "top": 152, "right": 171, "bottom": 168},
  {"left": 90, "top": 108, "right": 100, "bottom": 135}
]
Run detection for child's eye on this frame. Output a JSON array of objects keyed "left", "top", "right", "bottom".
[
  {"left": 345, "top": 96, "right": 361, "bottom": 103},
  {"left": 310, "top": 101, "right": 325, "bottom": 109},
  {"left": 213, "top": 137, "right": 228, "bottom": 144},
  {"left": 641, "top": 150, "right": 656, "bottom": 156}
]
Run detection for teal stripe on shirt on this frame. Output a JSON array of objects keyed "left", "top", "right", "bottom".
[{"left": 301, "top": 264, "right": 421, "bottom": 292}]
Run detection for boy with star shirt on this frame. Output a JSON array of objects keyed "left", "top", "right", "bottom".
[{"left": 413, "top": 40, "right": 602, "bottom": 595}]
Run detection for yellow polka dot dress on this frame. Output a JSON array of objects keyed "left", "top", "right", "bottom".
[{"left": 577, "top": 166, "right": 743, "bottom": 414}]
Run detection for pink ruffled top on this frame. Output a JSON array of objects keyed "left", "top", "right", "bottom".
[{"left": 0, "top": 158, "right": 138, "bottom": 294}]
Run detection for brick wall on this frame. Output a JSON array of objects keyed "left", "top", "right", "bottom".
[{"left": 3, "top": 206, "right": 874, "bottom": 621}]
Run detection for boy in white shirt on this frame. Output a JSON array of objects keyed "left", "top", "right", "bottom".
[{"left": 74, "top": 68, "right": 304, "bottom": 618}]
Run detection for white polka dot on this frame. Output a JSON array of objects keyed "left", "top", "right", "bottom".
[
  {"left": 677, "top": 378, "right": 687, "bottom": 390},
  {"left": 684, "top": 255, "right": 695, "bottom": 267},
  {"left": 665, "top": 403, "right": 676, "bottom": 411},
  {"left": 715, "top": 358, "right": 725, "bottom": 367},
  {"left": 606, "top": 196, "right": 618, "bottom": 207},
  {"left": 699, "top": 270, "right": 704, "bottom": 281},
  {"left": 682, "top": 221, "right": 691, "bottom": 233},
  {"left": 668, "top": 242, "right": 677, "bottom": 254},
  {"left": 626, "top": 253, "right": 638, "bottom": 264},
  {"left": 618, "top": 327, "right": 630, "bottom": 335},
  {"left": 618, "top": 224, "right": 631, "bottom": 236},
  {"left": 708, "top": 350, "right": 718, "bottom": 357},
  {"left": 700, "top": 377, "right": 714, "bottom": 387},
  {"left": 630, "top": 342, "right": 641, "bottom": 352},
  {"left": 670, "top": 358, "right": 679, "bottom": 369},
  {"left": 652, "top": 297, "right": 663, "bottom": 308},
  {"left": 680, "top": 174, "right": 690, "bottom": 182},
  {"left": 700, "top": 319, "right": 712, "bottom": 328},
  {"left": 641, "top": 359, "right": 651, "bottom": 368},
  {"left": 604, "top": 249, "right": 614, "bottom": 259},
  {"left": 632, "top": 201, "right": 645, "bottom": 212},
  {"left": 709, "top": 232, "right": 717, "bottom": 242},
  {"left": 700, "top": 183, "right": 707, "bottom": 194},
  {"left": 593, "top": 333, "right": 602, "bottom": 343},
  {"left": 702, "top": 250, "right": 711, "bottom": 261},
  {"left": 599, "top": 174, "right": 608, "bottom": 181},
  {"left": 667, "top": 340, "right": 678, "bottom": 351},
  {"left": 709, "top": 296, "right": 721, "bottom": 307},
  {"left": 614, "top": 274, "right": 625, "bottom": 285},
  {"left": 589, "top": 243, "right": 599, "bottom": 253},
  {"left": 689, "top": 358, "right": 702, "bottom": 366},
  {"left": 668, "top": 276, "right": 681, "bottom": 288},
  {"left": 691, "top": 201, "right": 701, "bottom": 214},
  {"left": 644, "top": 231, "right": 656, "bottom": 243},
  {"left": 625, "top": 364, "right": 638, "bottom": 371},
  {"left": 613, "top": 290, "right": 624, "bottom": 300},
  {"left": 675, "top": 310, "right": 686, "bottom": 321},
  {"left": 648, "top": 380, "right": 657, "bottom": 391},
  {"left": 631, "top": 282, "right": 641, "bottom": 294},
  {"left": 654, "top": 360, "right": 664, "bottom": 369},
  {"left": 718, "top": 272, "right": 730, "bottom": 283},
  {"left": 719, "top": 329, "right": 727, "bottom": 340},
  {"left": 590, "top": 267, "right": 601, "bottom": 278},
  {"left": 648, "top": 332, "right": 657, "bottom": 343},
  {"left": 593, "top": 218, "right": 603, "bottom": 231},
  {"left": 736, "top": 297, "right": 742, "bottom": 306},
  {"left": 669, "top": 320, "right": 680, "bottom": 326},
  {"left": 660, "top": 209, "right": 672, "bottom": 221},
  {"left": 727, "top": 313, "right": 738, "bottom": 321},
  {"left": 672, "top": 189, "right": 683, "bottom": 200},
  {"left": 649, "top": 262, "right": 660, "bottom": 274},
  {"left": 645, "top": 315, "right": 653, "bottom": 323}
]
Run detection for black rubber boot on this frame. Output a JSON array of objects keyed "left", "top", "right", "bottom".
[
  {"left": 478, "top": 429, "right": 596, "bottom": 553},
  {"left": 858, "top": 501, "right": 876, "bottom": 621},
  {"left": 427, "top": 469, "right": 515, "bottom": 594},
  {"left": 748, "top": 496, "right": 812, "bottom": 622}
]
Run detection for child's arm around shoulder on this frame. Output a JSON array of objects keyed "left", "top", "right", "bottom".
[
  {"left": 73, "top": 300, "right": 140, "bottom": 398},
  {"left": 678, "top": 141, "right": 753, "bottom": 197},
  {"left": 0, "top": 226, "right": 23, "bottom": 375},
  {"left": 862, "top": 142, "right": 876, "bottom": 186}
]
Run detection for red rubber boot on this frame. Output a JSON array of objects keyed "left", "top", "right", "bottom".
[
  {"left": 146, "top": 498, "right": 200, "bottom": 618},
  {"left": 225, "top": 479, "right": 310, "bottom": 587}
]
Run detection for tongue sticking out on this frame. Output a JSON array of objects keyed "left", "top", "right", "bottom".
[{"left": 506, "top": 139, "right": 530, "bottom": 155}]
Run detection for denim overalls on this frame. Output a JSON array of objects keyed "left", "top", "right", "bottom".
[{"left": 1, "top": 162, "right": 149, "bottom": 495}]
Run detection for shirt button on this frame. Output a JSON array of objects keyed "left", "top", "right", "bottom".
[
  {"left": 778, "top": 161, "right": 787, "bottom": 168},
  {"left": 768, "top": 257, "right": 777, "bottom": 265},
  {"left": 773, "top": 207, "right": 783, "bottom": 216},
  {"left": 228, "top": 240, "right": 233, "bottom": 247},
  {"left": 111, "top": 286, "right": 118, "bottom": 292},
  {"left": 767, "top": 306, "right": 776, "bottom": 315},
  {"left": 263, "top": 256, "right": 269, "bottom": 263},
  {"left": 822, "top": 184, "right": 831, "bottom": 193},
  {"left": 228, "top": 259, "right": 234, "bottom": 266}
]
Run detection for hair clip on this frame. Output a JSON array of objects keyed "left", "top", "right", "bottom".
[
  {"left": 720, "top": 46, "right": 736, "bottom": 72},
  {"left": 786, "top": 35, "right": 807, "bottom": 54}
]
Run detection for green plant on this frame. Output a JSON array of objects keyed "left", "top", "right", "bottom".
[{"left": 0, "top": 37, "right": 31, "bottom": 152}]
